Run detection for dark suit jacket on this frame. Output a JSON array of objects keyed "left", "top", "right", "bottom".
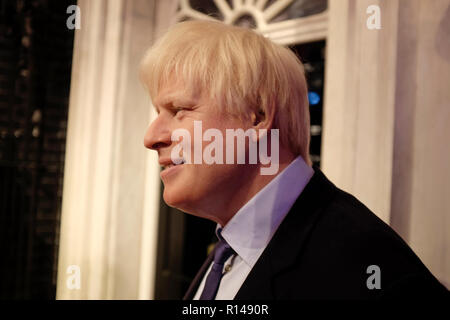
[{"left": 184, "top": 166, "right": 448, "bottom": 299}]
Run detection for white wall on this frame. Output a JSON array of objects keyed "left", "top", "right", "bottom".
[
  {"left": 322, "top": 0, "right": 450, "bottom": 287},
  {"left": 56, "top": 0, "right": 165, "bottom": 299},
  {"left": 390, "top": 0, "right": 450, "bottom": 288}
]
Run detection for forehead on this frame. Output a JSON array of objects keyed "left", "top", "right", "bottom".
[{"left": 152, "top": 81, "right": 199, "bottom": 108}]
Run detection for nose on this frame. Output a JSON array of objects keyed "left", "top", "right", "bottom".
[{"left": 144, "top": 114, "right": 171, "bottom": 151}]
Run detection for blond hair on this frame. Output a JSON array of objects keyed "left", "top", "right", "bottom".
[{"left": 140, "top": 20, "right": 311, "bottom": 165}]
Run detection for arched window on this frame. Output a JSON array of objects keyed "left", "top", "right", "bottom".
[{"left": 176, "top": 0, "right": 328, "bottom": 44}]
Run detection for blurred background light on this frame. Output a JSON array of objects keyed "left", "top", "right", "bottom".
[{"left": 308, "top": 91, "right": 321, "bottom": 105}]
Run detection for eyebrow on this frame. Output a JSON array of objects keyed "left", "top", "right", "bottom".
[{"left": 153, "top": 93, "right": 197, "bottom": 112}]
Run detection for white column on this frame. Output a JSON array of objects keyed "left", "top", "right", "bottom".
[
  {"left": 56, "top": 0, "right": 164, "bottom": 299},
  {"left": 322, "top": 0, "right": 450, "bottom": 287},
  {"left": 322, "top": 0, "right": 398, "bottom": 223},
  {"left": 390, "top": 0, "right": 450, "bottom": 288}
]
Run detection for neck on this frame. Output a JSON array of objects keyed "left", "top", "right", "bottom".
[{"left": 212, "top": 147, "right": 298, "bottom": 226}]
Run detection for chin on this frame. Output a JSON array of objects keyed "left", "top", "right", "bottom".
[
  {"left": 163, "top": 188, "right": 180, "bottom": 207},
  {"left": 162, "top": 188, "right": 190, "bottom": 210},
  {"left": 163, "top": 187, "right": 208, "bottom": 218}
]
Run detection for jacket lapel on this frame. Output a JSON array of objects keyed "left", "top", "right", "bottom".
[{"left": 234, "top": 166, "right": 337, "bottom": 299}]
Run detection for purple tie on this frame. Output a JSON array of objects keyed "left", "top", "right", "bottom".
[{"left": 199, "top": 236, "right": 235, "bottom": 300}]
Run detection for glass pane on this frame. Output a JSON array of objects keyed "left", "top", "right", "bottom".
[
  {"left": 291, "top": 40, "right": 326, "bottom": 167},
  {"left": 270, "top": 0, "right": 328, "bottom": 23},
  {"left": 188, "top": 0, "right": 224, "bottom": 20}
]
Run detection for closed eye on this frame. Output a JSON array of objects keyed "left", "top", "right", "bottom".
[{"left": 173, "top": 105, "right": 194, "bottom": 116}]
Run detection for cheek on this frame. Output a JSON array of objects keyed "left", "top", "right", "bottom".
[
  {"left": 163, "top": 165, "right": 203, "bottom": 194},
  {"left": 194, "top": 163, "right": 239, "bottom": 191},
  {"left": 176, "top": 164, "right": 222, "bottom": 194}
]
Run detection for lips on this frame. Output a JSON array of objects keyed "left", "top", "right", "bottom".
[
  {"left": 161, "top": 158, "right": 185, "bottom": 170},
  {"left": 160, "top": 158, "right": 185, "bottom": 178},
  {"left": 162, "top": 163, "right": 182, "bottom": 171}
]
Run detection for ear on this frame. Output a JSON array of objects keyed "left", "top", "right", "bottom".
[{"left": 251, "top": 105, "right": 275, "bottom": 133}]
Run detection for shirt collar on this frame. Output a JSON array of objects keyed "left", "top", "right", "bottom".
[{"left": 217, "top": 155, "right": 314, "bottom": 268}]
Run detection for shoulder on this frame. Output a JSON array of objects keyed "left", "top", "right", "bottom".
[
  {"left": 275, "top": 185, "right": 447, "bottom": 298},
  {"left": 305, "top": 187, "right": 427, "bottom": 273}
]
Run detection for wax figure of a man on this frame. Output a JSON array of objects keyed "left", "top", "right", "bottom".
[{"left": 140, "top": 20, "right": 447, "bottom": 299}]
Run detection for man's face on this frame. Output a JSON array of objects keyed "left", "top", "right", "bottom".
[{"left": 144, "top": 82, "right": 255, "bottom": 222}]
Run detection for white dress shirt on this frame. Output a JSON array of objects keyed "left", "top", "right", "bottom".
[{"left": 193, "top": 155, "right": 314, "bottom": 300}]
